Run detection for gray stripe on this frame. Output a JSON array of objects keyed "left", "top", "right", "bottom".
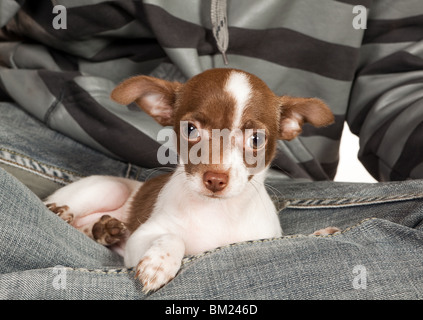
[
  {"left": 0, "top": 69, "right": 117, "bottom": 159},
  {"left": 368, "top": 0, "right": 423, "bottom": 20},
  {"left": 199, "top": 53, "right": 351, "bottom": 115},
  {"left": 79, "top": 57, "right": 164, "bottom": 84},
  {"left": 146, "top": 0, "right": 364, "bottom": 48},
  {"left": 410, "top": 162, "right": 423, "bottom": 179},
  {"left": 378, "top": 156, "right": 392, "bottom": 181},
  {"left": 148, "top": 62, "right": 188, "bottom": 83},
  {"left": 54, "top": 0, "right": 115, "bottom": 9},
  {"left": 358, "top": 82, "right": 423, "bottom": 149},
  {"left": 364, "top": 15, "right": 423, "bottom": 44},
  {"left": 46, "top": 102, "right": 117, "bottom": 159},
  {"left": 164, "top": 47, "right": 205, "bottom": 78},
  {"left": 96, "top": 19, "right": 155, "bottom": 39},
  {"left": 279, "top": 139, "right": 313, "bottom": 164},
  {"left": 406, "top": 40, "right": 423, "bottom": 58},
  {"left": 349, "top": 71, "right": 423, "bottom": 126},
  {"left": 228, "top": 0, "right": 363, "bottom": 48},
  {"left": 16, "top": 10, "right": 111, "bottom": 59},
  {"left": 377, "top": 91, "right": 423, "bottom": 169},
  {"left": 0, "top": 69, "right": 55, "bottom": 120},
  {"left": 168, "top": 49, "right": 350, "bottom": 114},
  {"left": 358, "top": 42, "right": 415, "bottom": 67},
  {"left": 13, "top": 44, "right": 61, "bottom": 71},
  {"left": 150, "top": 4, "right": 359, "bottom": 81},
  {"left": 0, "top": 0, "right": 20, "bottom": 27},
  {"left": 0, "top": 42, "right": 19, "bottom": 68},
  {"left": 143, "top": 0, "right": 207, "bottom": 26},
  {"left": 265, "top": 168, "right": 293, "bottom": 182},
  {"left": 300, "top": 136, "right": 341, "bottom": 164},
  {"left": 73, "top": 75, "right": 165, "bottom": 143}
]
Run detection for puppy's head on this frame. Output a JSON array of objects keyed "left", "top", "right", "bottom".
[{"left": 111, "top": 69, "right": 334, "bottom": 198}]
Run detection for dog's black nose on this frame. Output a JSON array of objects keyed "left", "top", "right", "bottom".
[{"left": 203, "top": 171, "right": 229, "bottom": 193}]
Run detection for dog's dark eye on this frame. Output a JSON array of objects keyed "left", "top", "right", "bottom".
[
  {"left": 247, "top": 131, "right": 266, "bottom": 150},
  {"left": 183, "top": 122, "right": 200, "bottom": 141}
]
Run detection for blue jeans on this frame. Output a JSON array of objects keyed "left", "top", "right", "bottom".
[{"left": 1, "top": 102, "right": 423, "bottom": 299}]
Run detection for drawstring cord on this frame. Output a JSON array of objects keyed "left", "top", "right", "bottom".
[{"left": 211, "top": 0, "right": 229, "bottom": 65}]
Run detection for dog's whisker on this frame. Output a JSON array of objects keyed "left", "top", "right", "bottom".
[
  {"left": 249, "top": 178, "right": 268, "bottom": 210},
  {"left": 143, "top": 167, "right": 176, "bottom": 181},
  {"left": 264, "top": 182, "right": 283, "bottom": 198},
  {"left": 269, "top": 164, "right": 295, "bottom": 180}
]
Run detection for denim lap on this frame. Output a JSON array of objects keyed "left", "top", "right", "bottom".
[{"left": 1, "top": 102, "right": 423, "bottom": 299}]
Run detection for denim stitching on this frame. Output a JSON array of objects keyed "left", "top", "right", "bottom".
[
  {"left": 124, "top": 163, "right": 133, "bottom": 179},
  {"left": 0, "top": 148, "right": 82, "bottom": 184},
  {"left": 42, "top": 218, "right": 378, "bottom": 275},
  {"left": 281, "top": 194, "right": 423, "bottom": 208},
  {"left": 46, "top": 266, "right": 134, "bottom": 275},
  {"left": 180, "top": 217, "right": 378, "bottom": 266}
]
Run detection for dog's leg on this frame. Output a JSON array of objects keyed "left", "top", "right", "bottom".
[
  {"left": 125, "top": 230, "right": 185, "bottom": 293},
  {"left": 311, "top": 227, "right": 341, "bottom": 236},
  {"left": 44, "top": 176, "right": 141, "bottom": 244}
]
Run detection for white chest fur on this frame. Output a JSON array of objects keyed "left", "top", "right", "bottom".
[{"left": 127, "top": 169, "right": 282, "bottom": 259}]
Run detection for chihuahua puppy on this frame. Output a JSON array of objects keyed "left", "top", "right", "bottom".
[{"left": 45, "top": 68, "right": 334, "bottom": 292}]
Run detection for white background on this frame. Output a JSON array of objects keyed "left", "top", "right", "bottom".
[{"left": 334, "top": 125, "right": 377, "bottom": 183}]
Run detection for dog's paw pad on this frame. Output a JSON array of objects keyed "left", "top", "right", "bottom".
[
  {"left": 135, "top": 250, "right": 181, "bottom": 293},
  {"left": 46, "top": 203, "right": 74, "bottom": 223},
  {"left": 311, "top": 226, "right": 341, "bottom": 236},
  {"left": 92, "top": 215, "right": 127, "bottom": 245}
]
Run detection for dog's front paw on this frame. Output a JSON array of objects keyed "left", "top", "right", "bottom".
[
  {"left": 92, "top": 215, "right": 127, "bottom": 245},
  {"left": 46, "top": 203, "right": 74, "bottom": 224},
  {"left": 134, "top": 247, "right": 182, "bottom": 293}
]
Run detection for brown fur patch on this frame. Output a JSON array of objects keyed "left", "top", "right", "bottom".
[
  {"left": 111, "top": 75, "right": 182, "bottom": 126},
  {"left": 279, "top": 96, "right": 334, "bottom": 140},
  {"left": 126, "top": 173, "right": 172, "bottom": 233}
]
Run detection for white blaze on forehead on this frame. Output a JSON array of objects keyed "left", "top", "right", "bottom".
[{"left": 224, "top": 71, "right": 252, "bottom": 129}]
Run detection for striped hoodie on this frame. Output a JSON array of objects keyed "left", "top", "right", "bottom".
[{"left": 0, "top": 0, "right": 422, "bottom": 181}]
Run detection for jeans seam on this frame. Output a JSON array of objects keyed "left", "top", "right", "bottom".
[
  {"left": 47, "top": 266, "right": 134, "bottom": 275},
  {"left": 125, "top": 163, "right": 132, "bottom": 178},
  {"left": 43, "top": 218, "right": 378, "bottom": 275},
  {"left": 180, "top": 217, "right": 378, "bottom": 267},
  {"left": 282, "top": 194, "right": 423, "bottom": 208},
  {"left": 0, "top": 147, "right": 82, "bottom": 184}
]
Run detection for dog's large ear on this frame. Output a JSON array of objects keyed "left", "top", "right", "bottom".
[
  {"left": 111, "top": 76, "right": 182, "bottom": 126},
  {"left": 278, "top": 96, "right": 334, "bottom": 140}
]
